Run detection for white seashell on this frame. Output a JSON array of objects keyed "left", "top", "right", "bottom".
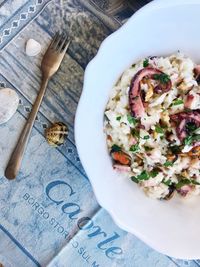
[
  {"left": 0, "top": 88, "right": 19, "bottom": 125},
  {"left": 25, "top": 39, "right": 41, "bottom": 57}
]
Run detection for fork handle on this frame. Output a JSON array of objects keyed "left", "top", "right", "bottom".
[{"left": 5, "top": 76, "right": 49, "bottom": 180}]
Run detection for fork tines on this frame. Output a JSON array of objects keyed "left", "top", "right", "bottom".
[{"left": 51, "top": 33, "right": 70, "bottom": 53}]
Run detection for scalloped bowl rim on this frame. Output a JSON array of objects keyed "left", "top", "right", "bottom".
[{"left": 75, "top": 0, "right": 200, "bottom": 259}]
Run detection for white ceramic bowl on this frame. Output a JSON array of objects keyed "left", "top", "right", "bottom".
[{"left": 75, "top": 0, "right": 200, "bottom": 259}]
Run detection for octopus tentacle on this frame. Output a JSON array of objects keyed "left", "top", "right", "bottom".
[{"left": 129, "top": 67, "right": 172, "bottom": 117}]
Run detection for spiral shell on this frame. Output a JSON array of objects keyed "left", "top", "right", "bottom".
[{"left": 45, "top": 122, "right": 68, "bottom": 147}]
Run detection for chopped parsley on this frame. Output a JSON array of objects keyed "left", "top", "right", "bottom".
[
  {"left": 164, "top": 161, "right": 174, "bottom": 167},
  {"left": 162, "top": 179, "right": 172, "bottom": 186},
  {"left": 116, "top": 116, "right": 121, "bottom": 121},
  {"left": 169, "top": 145, "right": 181, "bottom": 154},
  {"left": 127, "top": 114, "right": 137, "bottom": 125},
  {"left": 143, "top": 135, "right": 150, "bottom": 140},
  {"left": 186, "top": 122, "right": 198, "bottom": 133},
  {"left": 130, "top": 144, "right": 140, "bottom": 153},
  {"left": 171, "top": 99, "right": 184, "bottom": 106},
  {"left": 144, "top": 146, "right": 153, "bottom": 151},
  {"left": 137, "top": 170, "right": 149, "bottom": 180},
  {"left": 150, "top": 169, "right": 159, "bottom": 178},
  {"left": 131, "top": 128, "right": 140, "bottom": 138},
  {"left": 175, "top": 178, "right": 200, "bottom": 189},
  {"left": 183, "top": 134, "right": 200, "bottom": 146},
  {"left": 143, "top": 58, "right": 149, "bottom": 67},
  {"left": 131, "top": 176, "right": 139, "bottom": 184},
  {"left": 155, "top": 125, "right": 164, "bottom": 134},
  {"left": 193, "top": 135, "right": 200, "bottom": 141},
  {"left": 111, "top": 144, "right": 121, "bottom": 153},
  {"left": 176, "top": 179, "right": 191, "bottom": 189},
  {"left": 183, "top": 121, "right": 200, "bottom": 146},
  {"left": 192, "top": 180, "right": 200, "bottom": 185},
  {"left": 131, "top": 170, "right": 159, "bottom": 183},
  {"left": 153, "top": 73, "right": 170, "bottom": 84},
  {"left": 183, "top": 135, "right": 193, "bottom": 146}
]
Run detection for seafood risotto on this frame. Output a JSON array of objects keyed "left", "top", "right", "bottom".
[{"left": 104, "top": 53, "right": 200, "bottom": 200}]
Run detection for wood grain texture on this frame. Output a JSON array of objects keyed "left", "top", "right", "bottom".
[{"left": 0, "top": 1, "right": 199, "bottom": 267}]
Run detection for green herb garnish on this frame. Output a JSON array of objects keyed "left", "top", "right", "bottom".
[
  {"left": 183, "top": 134, "right": 200, "bottom": 146},
  {"left": 186, "top": 122, "right": 197, "bottom": 133},
  {"left": 134, "top": 170, "right": 159, "bottom": 182},
  {"left": 153, "top": 73, "right": 170, "bottom": 84},
  {"left": 144, "top": 146, "right": 153, "bottom": 151},
  {"left": 130, "top": 144, "right": 140, "bottom": 153},
  {"left": 155, "top": 125, "right": 164, "bottom": 134},
  {"left": 143, "top": 58, "right": 149, "bottom": 67},
  {"left": 143, "top": 135, "right": 150, "bottom": 140},
  {"left": 164, "top": 161, "right": 174, "bottom": 167},
  {"left": 176, "top": 179, "right": 191, "bottom": 189},
  {"left": 169, "top": 145, "right": 181, "bottom": 154},
  {"left": 111, "top": 144, "right": 121, "bottom": 153},
  {"left": 193, "top": 135, "right": 200, "bottom": 141},
  {"left": 116, "top": 116, "right": 121, "bottom": 121},
  {"left": 192, "top": 180, "right": 200, "bottom": 185},
  {"left": 162, "top": 179, "right": 172, "bottom": 186},
  {"left": 150, "top": 170, "right": 159, "bottom": 178},
  {"left": 176, "top": 178, "right": 200, "bottom": 188},
  {"left": 131, "top": 129, "right": 140, "bottom": 138},
  {"left": 137, "top": 171, "right": 149, "bottom": 180},
  {"left": 183, "top": 135, "right": 193, "bottom": 146},
  {"left": 127, "top": 114, "right": 137, "bottom": 125},
  {"left": 183, "top": 120, "right": 200, "bottom": 146},
  {"left": 171, "top": 99, "right": 184, "bottom": 106},
  {"left": 131, "top": 176, "right": 139, "bottom": 184}
]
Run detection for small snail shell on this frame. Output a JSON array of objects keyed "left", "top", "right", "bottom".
[{"left": 45, "top": 122, "right": 68, "bottom": 147}]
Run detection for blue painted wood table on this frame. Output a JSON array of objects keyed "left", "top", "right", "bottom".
[{"left": 0, "top": 1, "right": 199, "bottom": 266}]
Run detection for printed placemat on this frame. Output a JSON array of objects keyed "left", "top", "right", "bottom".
[{"left": 0, "top": 1, "right": 199, "bottom": 266}]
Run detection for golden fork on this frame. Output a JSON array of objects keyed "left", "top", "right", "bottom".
[{"left": 5, "top": 33, "right": 70, "bottom": 180}]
